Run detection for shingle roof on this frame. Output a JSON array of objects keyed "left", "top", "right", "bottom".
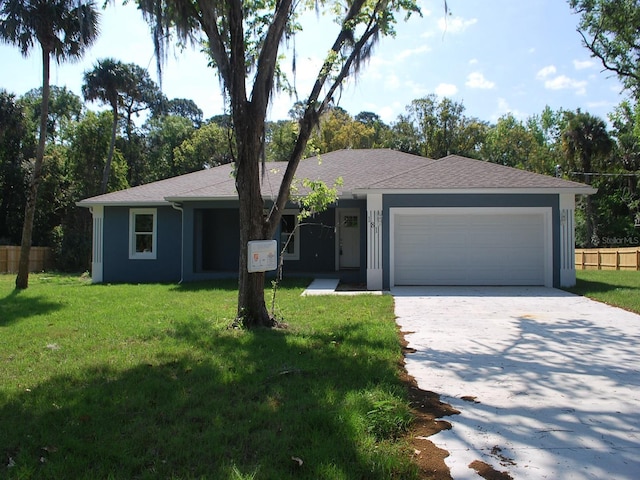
[{"left": 78, "top": 149, "right": 594, "bottom": 206}]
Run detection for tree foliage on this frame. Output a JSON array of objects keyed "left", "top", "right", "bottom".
[
  {"left": 561, "top": 109, "right": 614, "bottom": 246},
  {"left": 399, "top": 94, "right": 487, "bottom": 158},
  {"left": 83, "top": 58, "right": 161, "bottom": 192},
  {"left": 0, "top": 90, "right": 30, "bottom": 244},
  {"left": 571, "top": 0, "right": 640, "bottom": 99},
  {"left": 20, "top": 86, "right": 83, "bottom": 145},
  {"left": 173, "top": 120, "right": 233, "bottom": 172}
]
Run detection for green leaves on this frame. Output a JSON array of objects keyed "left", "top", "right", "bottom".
[
  {"left": 571, "top": 0, "right": 640, "bottom": 97},
  {"left": 292, "top": 176, "right": 343, "bottom": 220}
]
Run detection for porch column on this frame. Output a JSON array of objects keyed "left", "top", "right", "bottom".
[
  {"left": 90, "top": 205, "right": 104, "bottom": 283},
  {"left": 559, "top": 194, "right": 576, "bottom": 287},
  {"left": 366, "top": 193, "right": 383, "bottom": 290}
]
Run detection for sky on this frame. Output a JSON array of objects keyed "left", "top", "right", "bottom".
[{"left": 0, "top": 0, "right": 628, "bottom": 126}]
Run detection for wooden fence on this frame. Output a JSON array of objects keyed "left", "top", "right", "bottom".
[
  {"left": 0, "top": 246, "right": 53, "bottom": 274},
  {"left": 575, "top": 247, "right": 640, "bottom": 271}
]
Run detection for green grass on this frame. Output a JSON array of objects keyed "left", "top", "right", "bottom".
[
  {"left": 567, "top": 270, "right": 640, "bottom": 314},
  {"left": 0, "top": 274, "right": 418, "bottom": 479}
]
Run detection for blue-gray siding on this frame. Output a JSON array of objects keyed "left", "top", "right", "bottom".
[
  {"left": 100, "top": 194, "right": 561, "bottom": 287},
  {"left": 103, "top": 206, "right": 182, "bottom": 283}
]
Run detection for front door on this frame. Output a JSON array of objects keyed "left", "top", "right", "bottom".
[{"left": 338, "top": 209, "right": 360, "bottom": 269}]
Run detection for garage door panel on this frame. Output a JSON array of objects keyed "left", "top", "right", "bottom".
[{"left": 394, "top": 212, "right": 546, "bottom": 286}]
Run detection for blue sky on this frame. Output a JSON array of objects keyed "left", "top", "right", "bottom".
[{"left": 0, "top": 1, "right": 627, "bottom": 125}]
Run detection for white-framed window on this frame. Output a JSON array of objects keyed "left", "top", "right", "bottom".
[
  {"left": 280, "top": 211, "right": 299, "bottom": 260},
  {"left": 129, "top": 208, "right": 157, "bottom": 260}
]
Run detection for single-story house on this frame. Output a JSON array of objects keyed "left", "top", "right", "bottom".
[{"left": 78, "top": 148, "right": 594, "bottom": 289}]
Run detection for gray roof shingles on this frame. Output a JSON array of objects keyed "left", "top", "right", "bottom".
[{"left": 78, "top": 149, "right": 593, "bottom": 206}]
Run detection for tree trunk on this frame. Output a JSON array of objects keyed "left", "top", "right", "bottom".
[
  {"left": 234, "top": 105, "right": 274, "bottom": 328},
  {"left": 16, "top": 48, "right": 50, "bottom": 290},
  {"left": 582, "top": 154, "right": 596, "bottom": 247},
  {"left": 100, "top": 105, "right": 118, "bottom": 194}
]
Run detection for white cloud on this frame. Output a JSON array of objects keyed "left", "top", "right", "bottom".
[
  {"left": 435, "top": 83, "right": 458, "bottom": 96},
  {"left": 437, "top": 16, "right": 478, "bottom": 34},
  {"left": 406, "top": 80, "right": 431, "bottom": 97},
  {"left": 586, "top": 100, "right": 614, "bottom": 109},
  {"left": 544, "top": 74, "right": 588, "bottom": 95},
  {"left": 378, "top": 103, "right": 404, "bottom": 123},
  {"left": 573, "top": 59, "right": 594, "bottom": 70},
  {"left": 397, "top": 44, "right": 432, "bottom": 60},
  {"left": 385, "top": 74, "right": 401, "bottom": 90},
  {"left": 535, "top": 64, "right": 588, "bottom": 95},
  {"left": 536, "top": 65, "right": 557, "bottom": 79},
  {"left": 466, "top": 72, "right": 495, "bottom": 89},
  {"left": 469, "top": 58, "right": 479, "bottom": 65},
  {"left": 417, "top": 2, "right": 432, "bottom": 16},
  {"left": 364, "top": 56, "right": 394, "bottom": 80},
  {"left": 420, "top": 29, "right": 436, "bottom": 39},
  {"left": 493, "top": 98, "right": 527, "bottom": 121}
]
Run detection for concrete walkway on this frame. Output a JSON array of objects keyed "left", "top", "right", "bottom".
[
  {"left": 301, "top": 278, "right": 382, "bottom": 296},
  {"left": 393, "top": 286, "right": 640, "bottom": 480}
]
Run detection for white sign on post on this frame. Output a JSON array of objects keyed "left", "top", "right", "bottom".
[{"left": 247, "top": 240, "right": 278, "bottom": 273}]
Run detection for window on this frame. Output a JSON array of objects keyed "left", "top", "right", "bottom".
[
  {"left": 280, "top": 212, "right": 299, "bottom": 260},
  {"left": 129, "top": 208, "right": 157, "bottom": 259},
  {"left": 342, "top": 215, "right": 358, "bottom": 228}
]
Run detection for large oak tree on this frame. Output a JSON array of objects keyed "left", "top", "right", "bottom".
[
  {"left": 571, "top": 0, "right": 640, "bottom": 98},
  {"left": 133, "top": 0, "right": 424, "bottom": 327}
]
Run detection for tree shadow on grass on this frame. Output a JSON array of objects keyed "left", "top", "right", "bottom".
[
  {"left": 0, "top": 290, "right": 63, "bottom": 327},
  {"left": 0, "top": 316, "right": 416, "bottom": 479},
  {"left": 566, "top": 276, "right": 640, "bottom": 296}
]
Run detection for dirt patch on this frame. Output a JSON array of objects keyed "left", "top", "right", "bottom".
[
  {"left": 399, "top": 331, "right": 460, "bottom": 479},
  {"left": 399, "top": 330, "right": 517, "bottom": 480},
  {"left": 468, "top": 460, "right": 514, "bottom": 480}
]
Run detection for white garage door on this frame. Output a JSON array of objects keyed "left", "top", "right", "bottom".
[{"left": 393, "top": 209, "right": 549, "bottom": 286}]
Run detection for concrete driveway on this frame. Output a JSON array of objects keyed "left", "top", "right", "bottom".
[{"left": 393, "top": 286, "right": 640, "bottom": 480}]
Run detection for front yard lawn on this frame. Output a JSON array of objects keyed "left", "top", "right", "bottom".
[
  {"left": 567, "top": 270, "right": 640, "bottom": 314},
  {"left": 0, "top": 274, "right": 419, "bottom": 479}
]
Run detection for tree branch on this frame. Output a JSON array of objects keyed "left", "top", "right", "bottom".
[{"left": 266, "top": 0, "right": 384, "bottom": 236}]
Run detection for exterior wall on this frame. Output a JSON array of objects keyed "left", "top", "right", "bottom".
[
  {"left": 181, "top": 200, "right": 366, "bottom": 284},
  {"left": 102, "top": 206, "right": 182, "bottom": 283},
  {"left": 280, "top": 208, "right": 336, "bottom": 274},
  {"left": 559, "top": 194, "right": 577, "bottom": 287},
  {"left": 90, "top": 205, "right": 104, "bottom": 282},
  {"left": 182, "top": 200, "right": 240, "bottom": 282},
  {"left": 381, "top": 194, "right": 560, "bottom": 289}
]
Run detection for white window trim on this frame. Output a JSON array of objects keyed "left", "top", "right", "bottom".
[
  {"left": 129, "top": 208, "right": 157, "bottom": 260},
  {"left": 280, "top": 210, "right": 300, "bottom": 261}
]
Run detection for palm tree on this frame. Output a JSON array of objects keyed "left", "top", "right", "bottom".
[
  {"left": 562, "top": 110, "right": 613, "bottom": 246},
  {"left": 83, "top": 59, "right": 161, "bottom": 191},
  {"left": 0, "top": 0, "right": 100, "bottom": 289},
  {"left": 82, "top": 58, "right": 131, "bottom": 194}
]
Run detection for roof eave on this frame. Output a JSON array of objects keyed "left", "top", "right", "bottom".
[
  {"left": 352, "top": 187, "right": 598, "bottom": 196},
  {"left": 76, "top": 200, "right": 172, "bottom": 208}
]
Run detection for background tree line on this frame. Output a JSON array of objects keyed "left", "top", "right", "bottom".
[{"left": 2, "top": 73, "right": 639, "bottom": 273}]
